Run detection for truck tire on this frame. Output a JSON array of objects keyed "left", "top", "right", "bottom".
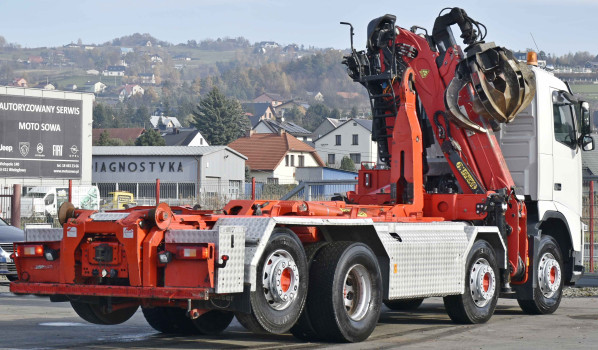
[
  {"left": 384, "top": 298, "right": 424, "bottom": 311},
  {"left": 71, "top": 301, "right": 138, "bottom": 325},
  {"left": 290, "top": 242, "right": 329, "bottom": 341},
  {"left": 142, "top": 307, "right": 188, "bottom": 334},
  {"left": 235, "top": 228, "right": 308, "bottom": 334},
  {"left": 518, "top": 235, "right": 563, "bottom": 315},
  {"left": 306, "top": 241, "right": 382, "bottom": 343},
  {"left": 443, "top": 239, "right": 499, "bottom": 324},
  {"left": 143, "top": 307, "right": 233, "bottom": 335},
  {"left": 191, "top": 310, "right": 235, "bottom": 335}
]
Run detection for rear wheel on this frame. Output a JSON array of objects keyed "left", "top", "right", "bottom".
[
  {"left": 191, "top": 310, "right": 234, "bottom": 335},
  {"left": 142, "top": 307, "right": 192, "bottom": 334},
  {"left": 143, "top": 307, "right": 234, "bottom": 335},
  {"left": 306, "top": 242, "right": 382, "bottom": 342},
  {"left": 71, "top": 301, "right": 138, "bottom": 325},
  {"left": 384, "top": 298, "right": 424, "bottom": 311},
  {"left": 443, "top": 239, "right": 498, "bottom": 324},
  {"left": 518, "top": 235, "right": 563, "bottom": 315},
  {"left": 235, "top": 228, "right": 308, "bottom": 334},
  {"left": 290, "top": 242, "right": 328, "bottom": 341}
]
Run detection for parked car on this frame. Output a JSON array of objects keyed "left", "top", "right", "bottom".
[{"left": 0, "top": 217, "right": 24, "bottom": 281}]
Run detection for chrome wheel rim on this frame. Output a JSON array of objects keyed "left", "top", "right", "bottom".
[
  {"left": 469, "top": 258, "right": 496, "bottom": 308},
  {"left": 262, "top": 249, "right": 299, "bottom": 310},
  {"left": 343, "top": 264, "right": 372, "bottom": 321},
  {"left": 538, "top": 252, "right": 561, "bottom": 298}
]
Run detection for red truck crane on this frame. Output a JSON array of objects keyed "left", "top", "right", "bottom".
[{"left": 10, "top": 8, "right": 594, "bottom": 343}]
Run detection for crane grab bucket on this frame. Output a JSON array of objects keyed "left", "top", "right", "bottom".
[{"left": 445, "top": 43, "right": 536, "bottom": 133}]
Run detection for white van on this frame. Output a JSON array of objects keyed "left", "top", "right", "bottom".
[{"left": 21, "top": 186, "right": 100, "bottom": 217}]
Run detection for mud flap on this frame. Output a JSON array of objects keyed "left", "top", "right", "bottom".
[{"left": 512, "top": 234, "right": 541, "bottom": 300}]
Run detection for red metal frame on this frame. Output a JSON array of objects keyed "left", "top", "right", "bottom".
[{"left": 10, "top": 282, "right": 208, "bottom": 300}]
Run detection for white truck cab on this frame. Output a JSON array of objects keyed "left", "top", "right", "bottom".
[
  {"left": 21, "top": 186, "right": 100, "bottom": 218},
  {"left": 498, "top": 66, "right": 592, "bottom": 284}
]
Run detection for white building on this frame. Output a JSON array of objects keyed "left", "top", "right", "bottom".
[
  {"left": 118, "top": 84, "right": 144, "bottom": 101},
  {"left": 314, "top": 118, "right": 377, "bottom": 168},
  {"left": 150, "top": 115, "right": 182, "bottom": 129},
  {"left": 102, "top": 66, "right": 126, "bottom": 77},
  {"left": 92, "top": 146, "right": 246, "bottom": 206},
  {"left": 228, "top": 132, "right": 324, "bottom": 185},
  {"left": 85, "top": 82, "right": 107, "bottom": 94},
  {"left": 162, "top": 129, "right": 209, "bottom": 146}
]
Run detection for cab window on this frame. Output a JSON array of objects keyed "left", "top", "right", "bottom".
[
  {"left": 552, "top": 91, "right": 577, "bottom": 149},
  {"left": 44, "top": 193, "right": 55, "bottom": 206}
]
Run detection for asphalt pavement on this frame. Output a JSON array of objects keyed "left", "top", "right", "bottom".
[
  {"left": 2, "top": 278, "right": 598, "bottom": 349},
  {"left": 577, "top": 272, "right": 598, "bottom": 287}
]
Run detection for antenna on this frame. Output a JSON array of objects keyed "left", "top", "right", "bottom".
[{"left": 530, "top": 32, "right": 544, "bottom": 59}]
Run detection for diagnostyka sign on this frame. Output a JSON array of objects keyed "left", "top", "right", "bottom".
[{"left": 0, "top": 95, "right": 82, "bottom": 178}]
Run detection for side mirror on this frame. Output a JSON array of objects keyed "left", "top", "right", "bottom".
[
  {"left": 580, "top": 101, "right": 591, "bottom": 136},
  {"left": 582, "top": 135, "right": 594, "bottom": 151}
]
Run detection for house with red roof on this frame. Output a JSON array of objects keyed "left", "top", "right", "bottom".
[
  {"left": 228, "top": 131, "right": 324, "bottom": 184},
  {"left": 92, "top": 128, "right": 146, "bottom": 145},
  {"left": 253, "top": 92, "right": 284, "bottom": 107},
  {"left": 12, "top": 78, "right": 27, "bottom": 87},
  {"left": 118, "top": 84, "right": 144, "bottom": 101}
]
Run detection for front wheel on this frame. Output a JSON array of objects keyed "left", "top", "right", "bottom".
[
  {"left": 518, "top": 235, "right": 563, "bottom": 315},
  {"left": 444, "top": 239, "right": 499, "bottom": 324}
]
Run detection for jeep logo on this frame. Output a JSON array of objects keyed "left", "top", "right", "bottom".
[{"left": 0, "top": 144, "right": 13, "bottom": 153}]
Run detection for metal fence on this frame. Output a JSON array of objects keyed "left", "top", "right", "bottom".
[
  {"left": 0, "top": 186, "right": 14, "bottom": 223},
  {"left": 583, "top": 177, "right": 598, "bottom": 272},
  {"left": 281, "top": 180, "right": 358, "bottom": 201},
  {"left": 93, "top": 179, "right": 358, "bottom": 211}
]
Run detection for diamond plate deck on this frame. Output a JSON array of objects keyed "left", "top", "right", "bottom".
[
  {"left": 214, "top": 218, "right": 276, "bottom": 291},
  {"left": 25, "top": 228, "right": 63, "bottom": 242},
  {"left": 166, "top": 226, "right": 246, "bottom": 293},
  {"left": 376, "top": 222, "right": 469, "bottom": 299}
]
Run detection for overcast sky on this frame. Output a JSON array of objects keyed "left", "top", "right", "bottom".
[{"left": 0, "top": 0, "right": 595, "bottom": 56}]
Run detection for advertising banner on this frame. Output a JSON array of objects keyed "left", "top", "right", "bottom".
[{"left": 0, "top": 94, "right": 82, "bottom": 178}]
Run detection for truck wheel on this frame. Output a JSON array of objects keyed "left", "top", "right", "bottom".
[
  {"left": 307, "top": 242, "right": 382, "bottom": 342},
  {"left": 142, "top": 307, "right": 187, "bottom": 333},
  {"left": 443, "top": 239, "right": 498, "bottom": 324},
  {"left": 142, "top": 307, "right": 200, "bottom": 334},
  {"left": 518, "top": 236, "right": 563, "bottom": 315},
  {"left": 290, "top": 242, "right": 329, "bottom": 341},
  {"left": 384, "top": 298, "right": 424, "bottom": 311},
  {"left": 191, "top": 310, "right": 234, "bottom": 335},
  {"left": 235, "top": 228, "right": 308, "bottom": 334},
  {"left": 71, "top": 301, "right": 138, "bottom": 325}
]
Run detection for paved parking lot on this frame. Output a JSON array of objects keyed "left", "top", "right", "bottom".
[{"left": 2, "top": 280, "right": 598, "bottom": 349}]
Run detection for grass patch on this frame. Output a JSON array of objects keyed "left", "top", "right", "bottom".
[{"left": 571, "top": 84, "right": 598, "bottom": 94}]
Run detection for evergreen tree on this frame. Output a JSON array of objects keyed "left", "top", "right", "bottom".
[
  {"left": 340, "top": 156, "right": 356, "bottom": 172},
  {"left": 304, "top": 103, "right": 330, "bottom": 130},
  {"left": 95, "top": 130, "right": 125, "bottom": 146},
  {"left": 93, "top": 103, "right": 108, "bottom": 128},
  {"left": 281, "top": 105, "right": 304, "bottom": 126},
  {"left": 192, "top": 87, "right": 250, "bottom": 145},
  {"left": 330, "top": 108, "right": 341, "bottom": 119},
  {"left": 135, "top": 128, "right": 166, "bottom": 146}
]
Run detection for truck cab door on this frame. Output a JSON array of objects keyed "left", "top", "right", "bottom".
[{"left": 551, "top": 90, "right": 582, "bottom": 216}]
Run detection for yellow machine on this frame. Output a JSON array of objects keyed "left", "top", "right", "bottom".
[{"left": 102, "top": 191, "right": 136, "bottom": 210}]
